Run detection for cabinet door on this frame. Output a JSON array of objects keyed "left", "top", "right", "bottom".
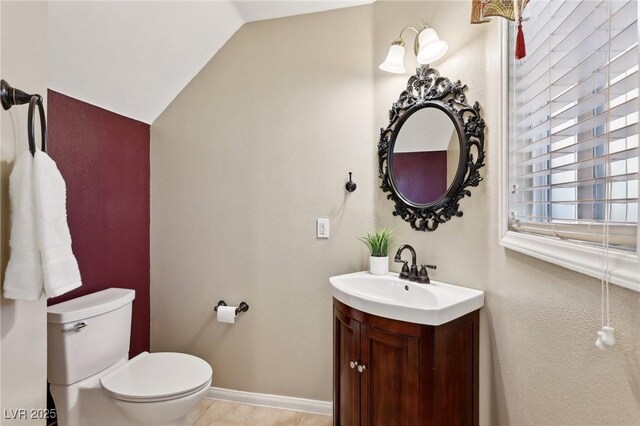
[
  {"left": 360, "top": 325, "right": 419, "bottom": 426},
  {"left": 334, "top": 308, "right": 361, "bottom": 426}
]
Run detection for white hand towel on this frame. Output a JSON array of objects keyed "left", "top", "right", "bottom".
[
  {"left": 33, "top": 150, "right": 81, "bottom": 298},
  {"left": 3, "top": 153, "right": 44, "bottom": 300}
]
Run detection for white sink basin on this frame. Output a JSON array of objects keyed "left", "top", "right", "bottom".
[{"left": 330, "top": 271, "right": 484, "bottom": 326}]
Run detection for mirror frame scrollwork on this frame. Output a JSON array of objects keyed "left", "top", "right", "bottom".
[{"left": 378, "top": 65, "right": 486, "bottom": 231}]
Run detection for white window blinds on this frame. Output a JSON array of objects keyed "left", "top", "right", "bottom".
[{"left": 508, "top": 0, "right": 639, "bottom": 251}]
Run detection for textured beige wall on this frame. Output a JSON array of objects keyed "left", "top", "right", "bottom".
[
  {"left": 152, "top": 0, "right": 639, "bottom": 423},
  {"left": 151, "top": 6, "right": 376, "bottom": 400},
  {"left": 374, "top": 2, "right": 640, "bottom": 425},
  {"left": 0, "top": 1, "right": 48, "bottom": 423}
]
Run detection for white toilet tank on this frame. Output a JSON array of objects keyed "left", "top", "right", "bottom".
[{"left": 47, "top": 288, "right": 136, "bottom": 385}]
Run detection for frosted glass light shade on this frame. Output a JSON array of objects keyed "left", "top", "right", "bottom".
[
  {"left": 417, "top": 28, "right": 448, "bottom": 64},
  {"left": 379, "top": 44, "right": 406, "bottom": 74}
]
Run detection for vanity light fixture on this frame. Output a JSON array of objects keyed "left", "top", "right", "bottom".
[{"left": 379, "top": 20, "right": 448, "bottom": 74}]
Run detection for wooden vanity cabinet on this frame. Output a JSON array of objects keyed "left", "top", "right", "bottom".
[{"left": 333, "top": 298, "right": 479, "bottom": 426}]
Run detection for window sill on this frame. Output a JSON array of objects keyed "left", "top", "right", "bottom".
[{"left": 500, "top": 231, "right": 639, "bottom": 292}]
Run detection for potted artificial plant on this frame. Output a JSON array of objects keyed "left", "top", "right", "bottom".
[{"left": 359, "top": 228, "right": 393, "bottom": 275}]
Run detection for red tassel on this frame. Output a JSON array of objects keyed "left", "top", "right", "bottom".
[{"left": 515, "top": 17, "right": 526, "bottom": 60}]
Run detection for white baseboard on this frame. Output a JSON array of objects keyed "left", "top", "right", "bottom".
[{"left": 207, "top": 386, "right": 333, "bottom": 415}]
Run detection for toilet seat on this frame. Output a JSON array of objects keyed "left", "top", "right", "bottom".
[
  {"left": 101, "top": 352, "right": 212, "bottom": 403},
  {"left": 108, "top": 379, "right": 211, "bottom": 403}
]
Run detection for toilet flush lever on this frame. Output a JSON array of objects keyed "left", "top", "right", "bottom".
[{"left": 61, "top": 322, "right": 87, "bottom": 333}]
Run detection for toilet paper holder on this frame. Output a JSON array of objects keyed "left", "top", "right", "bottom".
[{"left": 214, "top": 300, "right": 249, "bottom": 316}]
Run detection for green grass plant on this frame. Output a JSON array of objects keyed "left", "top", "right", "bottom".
[{"left": 359, "top": 228, "right": 394, "bottom": 257}]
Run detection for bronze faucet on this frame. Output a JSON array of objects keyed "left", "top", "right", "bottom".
[
  {"left": 394, "top": 244, "right": 418, "bottom": 281},
  {"left": 394, "top": 244, "right": 436, "bottom": 284}
]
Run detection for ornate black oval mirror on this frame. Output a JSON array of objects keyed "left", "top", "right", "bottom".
[{"left": 379, "top": 66, "right": 485, "bottom": 231}]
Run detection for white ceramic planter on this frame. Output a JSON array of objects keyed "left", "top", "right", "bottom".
[{"left": 369, "top": 256, "right": 389, "bottom": 275}]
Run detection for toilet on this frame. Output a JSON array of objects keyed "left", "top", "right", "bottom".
[{"left": 47, "top": 288, "right": 212, "bottom": 426}]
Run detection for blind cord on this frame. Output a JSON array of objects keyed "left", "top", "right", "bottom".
[
  {"left": 596, "top": 0, "right": 615, "bottom": 350},
  {"left": 604, "top": 0, "right": 612, "bottom": 331}
]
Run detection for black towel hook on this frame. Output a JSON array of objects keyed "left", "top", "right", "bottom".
[
  {"left": 345, "top": 172, "right": 357, "bottom": 193},
  {"left": 1, "top": 79, "right": 46, "bottom": 155}
]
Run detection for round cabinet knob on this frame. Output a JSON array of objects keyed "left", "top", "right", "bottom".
[
  {"left": 357, "top": 364, "right": 366, "bottom": 373},
  {"left": 349, "top": 361, "right": 358, "bottom": 369}
]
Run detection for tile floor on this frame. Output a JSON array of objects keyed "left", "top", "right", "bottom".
[{"left": 187, "top": 398, "right": 332, "bottom": 426}]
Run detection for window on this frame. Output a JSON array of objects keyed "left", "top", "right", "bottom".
[{"left": 503, "top": 0, "right": 639, "bottom": 290}]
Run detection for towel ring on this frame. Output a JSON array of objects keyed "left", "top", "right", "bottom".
[
  {"left": 1, "top": 79, "right": 47, "bottom": 156},
  {"left": 27, "top": 95, "right": 46, "bottom": 155}
]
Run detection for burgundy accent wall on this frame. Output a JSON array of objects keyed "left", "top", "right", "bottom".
[
  {"left": 393, "top": 151, "right": 447, "bottom": 205},
  {"left": 46, "top": 90, "right": 150, "bottom": 357}
]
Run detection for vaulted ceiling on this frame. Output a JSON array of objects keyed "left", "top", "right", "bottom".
[{"left": 48, "top": 1, "right": 373, "bottom": 124}]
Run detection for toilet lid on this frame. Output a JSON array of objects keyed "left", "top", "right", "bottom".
[{"left": 101, "top": 352, "right": 212, "bottom": 401}]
